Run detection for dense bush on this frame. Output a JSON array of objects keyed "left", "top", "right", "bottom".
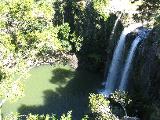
[
  {"left": 3, "top": 111, "right": 90, "bottom": 120},
  {"left": 89, "top": 93, "right": 118, "bottom": 120},
  {"left": 0, "top": 0, "right": 60, "bottom": 51},
  {"left": 59, "top": 0, "right": 116, "bottom": 71},
  {"left": 89, "top": 91, "right": 132, "bottom": 120},
  {"left": 4, "top": 111, "right": 73, "bottom": 120}
]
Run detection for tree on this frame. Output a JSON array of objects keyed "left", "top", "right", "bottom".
[
  {"left": 0, "top": 0, "right": 62, "bottom": 56},
  {"left": 110, "top": 90, "right": 132, "bottom": 117},
  {"left": 89, "top": 93, "right": 118, "bottom": 120},
  {"left": 89, "top": 91, "right": 132, "bottom": 120},
  {"left": 0, "top": 0, "right": 62, "bottom": 119},
  {"left": 132, "top": 0, "right": 160, "bottom": 25},
  {"left": 0, "top": 42, "right": 29, "bottom": 120}
]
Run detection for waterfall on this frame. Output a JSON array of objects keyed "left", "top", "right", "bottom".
[
  {"left": 119, "top": 36, "right": 142, "bottom": 91},
  {"left": 109, "top": 13, "right": 122, "bottom": 42},
  {"left": 102, "top": 23, "right": 143, "bottom": 96},
  {"left": 119, "top": 28, "right": 150, "bottom": 91}
]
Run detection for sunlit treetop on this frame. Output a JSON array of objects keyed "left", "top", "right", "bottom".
[
  {"left": 0, "top": 0, "right": 60, "bottom": 105},
  {"left": 0, "top": 0, "right": 54, "bottom": 25},
  {"left": 92, "top": 0, "right": 110, "bottom": 20}
]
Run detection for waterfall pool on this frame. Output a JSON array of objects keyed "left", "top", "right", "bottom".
[{"left": 2, "top": 64, "right": 102, "bottom": 119}]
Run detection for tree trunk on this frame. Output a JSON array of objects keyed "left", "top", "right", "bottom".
[{"left": 122, "top": 105, "right": 128, "bottom": 117}]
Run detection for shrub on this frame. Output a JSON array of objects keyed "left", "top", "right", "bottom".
[{"left": 89, "top": 93, "right": 118, "bottom": 120}]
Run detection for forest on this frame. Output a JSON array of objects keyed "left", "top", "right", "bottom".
[{"left": 0, "top": 0, "right": 160, "bottom": 120}]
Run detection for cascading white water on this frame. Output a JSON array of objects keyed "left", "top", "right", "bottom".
[
  {"left": 119, "top": 36, "right": 142, "bottom": 91},
  {"left": 119, "top": 28, "right": 150, "bottom": 91},
  {"left": 102, "top": 23, "right": 143, "bottom": 96},
  {"left": 109, "top": 13, "right": 122, "bottom": 41}
]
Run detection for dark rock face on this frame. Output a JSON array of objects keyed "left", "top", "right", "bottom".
[
  {"left": 132, "top": 26, "right": 160, "bottom": 99},
  {"left": 129, "top": 25, "right": 160, "bottom": 119}
]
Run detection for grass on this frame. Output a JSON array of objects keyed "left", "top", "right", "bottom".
[{"left": 2, "top": 64, "right": 103, "bottom": 119}]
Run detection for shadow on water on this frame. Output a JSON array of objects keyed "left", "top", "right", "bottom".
[
  {"left": 49, "top": 68, "right": 75, "bottom": 85},
  {"left": 18, "top": 67, "right": 103, "bottom": 119}
]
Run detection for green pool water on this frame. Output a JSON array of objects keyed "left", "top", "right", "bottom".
[{"left": 2, "top": 64, "right": 102, "bottom": 119}]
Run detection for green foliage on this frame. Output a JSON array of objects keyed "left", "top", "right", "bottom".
[
  {"left": 0, "top": 0, "right": 62, "bottom": 56},
  {"left": 60, "top": 111, "right": 72, "bottom": 120},
  {"left": 92, "top": 0, "right": 110, "bottom": 21},
  {"left": 0, "top": 0, "right": 62, "bottom": 113},
  {"left": 27, "top": 114, "right": 39, "bottom": 120},
  {"left": 57, "top": 23, "right": 83, "bottom": 52},
  {"left": 53, "top": 0, "right": 65, "bottom": 25},
  {"left": 0, "top": 0, "right": 133, "bottom": 119},
  {"left": 89, "top": 91, "right": 133, "bottom": 119},
  {"left": 58, "top": 23, "right": 72, "bottom": 52},
  {"left": 110, "top": 91, "right": 132, "bottom": 108},
  {"left": 70, "top": 32, "right": 83, "bottom": 52},
  {"left": 52, "top": 0, "right": 122, "bottom": 71},
  {"left": 3, "top": 111, "right": 72, "bottom": 120},
  {"left": 110, "top": 90, "right": 132, "bottom": 117},
  {"left": 3, "top": 112, "right": 19, "bottom": 120},
  {"left": 154, "top": 10, "right": 160, "bottom": 25},
  {"left": 89, "top": 93, "right": 118, "bottom": 120},
  {"left": 132, "top": 0, "right": 160, "bottom": 25},
  {"left": 81, "top": 115, "right": 89, "bottom": 120},
  {"left": 0, "top": 50, "right": 29, "bottom": 103}
]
